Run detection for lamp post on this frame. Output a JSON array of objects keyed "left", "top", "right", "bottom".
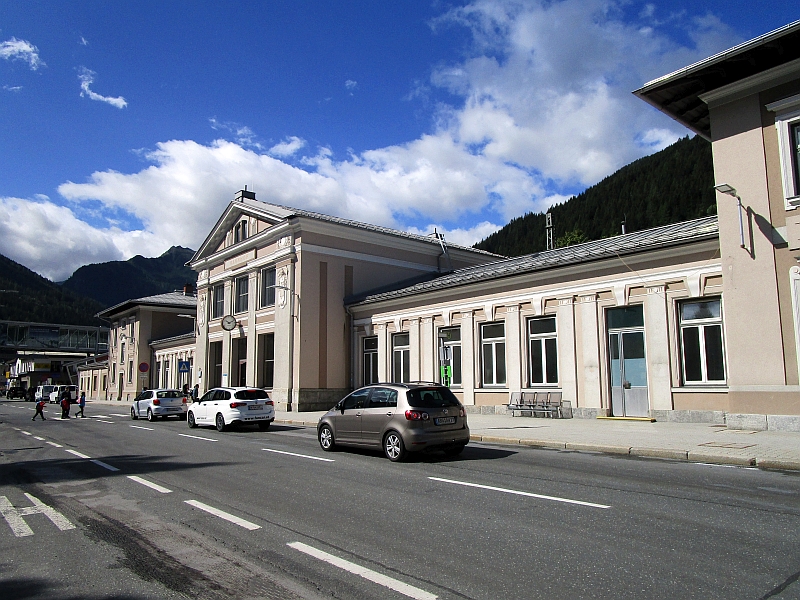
[{"left": 714, "top": 183, "right": 746, "bottom": 249}]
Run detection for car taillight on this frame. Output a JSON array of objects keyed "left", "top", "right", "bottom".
[
  {"left": 459, "top": 407, "right": 466, "bottom": 417},
  {"left": 266, "top": 400, "right": 274, "bottom": 406},
  {"left": 405, "top": 410, "right": 429, "bottom": 421},
  {"left": 152, "top": 399, "right": 161, "bottom": 405},
  {"left": 230, "top": 402, "right": 245, "bottom": 408}
]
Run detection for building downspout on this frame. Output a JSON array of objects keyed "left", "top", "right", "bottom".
[{"left": 345, "top": 304, "right": 355, "bottom": 391}]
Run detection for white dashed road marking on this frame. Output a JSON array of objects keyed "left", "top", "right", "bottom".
[
  {"left": 109, "top": 413, "right": 129, "bottom": 417},
  {"left": 288, "top": 541, "right": 437, "bottom": 600},
  {"left": 20, "top": 431, "right": 31, "bottom": 436},
  {"left": 178, "top": 434, "right": 218, "bottom": 442},
  {"left": 0, "top": 493, "right": 75, "bottom": 537},
  {"left": 184, "top": 500, "right": 260, "bottom": 530},
  {"left": 262, "top": 448, "right": 335, "bottom": 462},
  {"left": 90, "top": 460, "right": 119, "bottom": 472},
  {"left": 130, "top": 425, "right": 154, "bottom": 431},
  {"left": 33, "top": 436, "right": 45, "bottom": 441},
  {"left": 127, "top": 476, "right": 171, "bottom": 494},
  {"left": 65, "top": 449, "right": 91, "bottom": 459},
  {"left": 46, "top": 441, "right": 62, "bottom": 448},
  {"left": 428, "top": 477, "right": 611, "bottom": 509}
]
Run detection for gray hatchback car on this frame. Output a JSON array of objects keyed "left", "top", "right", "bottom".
[{"left": 317, "top": 383, "right": 469, "bottom": 461}]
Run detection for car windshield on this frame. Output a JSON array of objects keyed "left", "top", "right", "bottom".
[
  {"left": 406, "top": 387, "right": 461, "bottom": 408},
  {"left": 234, "top": 389, "right": 269, "bottom": 400},
  {"left": 156, "top": 390, "right": 182, "bottom": 398}
]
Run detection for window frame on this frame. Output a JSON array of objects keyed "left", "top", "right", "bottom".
[
  {"left": 527, "top": 316, "right": 558, "bottom": 386},
  {"left": 234, "top": 275, "right": 249, "bottom": 314},
  {"left": 391, "top": 332, "right": 410, "bottom": 383},
  {"left": 362, "top": 336, "right": 379, "bottom": 386},
  {"left": 211, "top": 284, "right": 225, "bottom": 320},
  {"left": 438, "top": 327, "right": 462, "bottom": 387},
  {"left": 480, "top": 322, "right": 507, "bottom": 387},
  {"left": 767, "top": 93, "right": 800, "bottom": 208},
  {"left": 234, "top": 219, "right": 248, "bottom": 244},
  {"left": 678, "top": 297, "right": 727, "bottom": 386},
  {"left": 260, "top": 267, "right": 276, "bottom": 309}
]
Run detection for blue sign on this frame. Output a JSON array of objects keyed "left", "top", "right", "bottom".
[{"left": 177, "top": 360, "right": 191, "bottom": 374}]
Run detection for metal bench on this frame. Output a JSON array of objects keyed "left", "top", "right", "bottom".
[
  {"left": 507, "top": 391, "right": 535, "bottom": 416},
  {"left": 509, "top": 391, "right": 570, "bottom": 418}
]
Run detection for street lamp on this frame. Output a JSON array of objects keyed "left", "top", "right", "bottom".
[{"left": 714, "top": 183, "right": 746, "bottom": 248}]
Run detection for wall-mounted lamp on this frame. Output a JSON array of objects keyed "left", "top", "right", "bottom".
[{"left": 714, "top": 183, "right": 746, "bottom": 248}]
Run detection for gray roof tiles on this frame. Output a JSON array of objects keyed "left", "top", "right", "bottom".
[
  {"left": 347, "top": 216, "right": 719, "bottom": 306},
  {"left": 97, "top": 291, "right": 197, "bottom": 318}
]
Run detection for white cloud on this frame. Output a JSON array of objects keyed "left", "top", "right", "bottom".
[
  {"left": 268, "top": 136, "right": 306, "bottom": 157},
  {"left": 345, "top": 80, "right": 358, "bottom": 90},
  {"left": 78, "top": 67, "right": 127, "bottom": 109},
  {"left": 79, "top": 37, "right": 89, "bottom": 46},
  {"left": 407, "top": 221, "right": 503, "bottom": 248},
  {"left": 3, "top": 85, "right": 22, "bottom": 92},
  {"left": 0, "top": 37, "right": 44, "bottom": 70}
]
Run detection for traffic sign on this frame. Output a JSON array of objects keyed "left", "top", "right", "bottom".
[
  {"left": 178, "top": 360, "right": 190, "bottom": 374},
  {"left": 138, "top": 362, "right": 149, "bottom": 373}
]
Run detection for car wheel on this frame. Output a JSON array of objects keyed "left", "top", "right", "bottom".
[
  {"left": 319, "top": 425, "right": 335, "bottom": 451},
  {"left": 187, "top": 412, "right": 197, "bottom": 428},
  {"left": 215, "top": 413, "right": 226, "bottom": 432},
  {"left": 258, "top": 421, "right": 270, "bottom": 430},
  {"left": 130, "top": 407, "right": 138, "bottom": 420},
  {"left": 384, "top": 431, "right": 406, "bottom": 462},
  {"left": 147, "top": 409, "right": 156, "bottom": 422},
  {"left": 444, "top": 444, "right": 466, "bottom": 457}
]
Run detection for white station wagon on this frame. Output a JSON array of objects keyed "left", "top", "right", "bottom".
[{"left": 187, "top": 387, "right": 275, "bottom": 431}]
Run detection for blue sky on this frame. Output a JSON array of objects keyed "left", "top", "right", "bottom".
[{"left": 1, "top": 1, "right": 798, "bottom": 281}]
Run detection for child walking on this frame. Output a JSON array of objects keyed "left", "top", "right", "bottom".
[
  {"left": 32, "top": 398, "right": 46, "bottom": 421},
  {"left": 76, "top": 392, "right": 86, "bottom": 418}
]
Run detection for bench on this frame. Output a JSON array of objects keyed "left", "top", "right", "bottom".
[{"left": 508, "top": 391, "right": 570, "bottom": 418}]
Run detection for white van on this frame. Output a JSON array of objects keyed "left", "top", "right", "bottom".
[
  {"left": 49, "top": 385, "right": 77, "bottom": 404},
  {"left": 35, "top": 385, "right": 56, "bottom": 403}
]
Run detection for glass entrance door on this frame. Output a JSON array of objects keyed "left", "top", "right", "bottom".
[{"left": 607, "top": 306, "right": 648, "bottom": 417}]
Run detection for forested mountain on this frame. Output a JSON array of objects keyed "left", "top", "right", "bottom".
[
  {"left": 61, "top": 246, "right": 196, "bottom": 308},
  {"left": 475, "top": 135, "right": 715, "bottom": 256},
  {"left": 0, "top": 254, "right": 105, "bottom": 325}
]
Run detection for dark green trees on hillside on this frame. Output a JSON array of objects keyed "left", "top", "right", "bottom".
[{"left": 475, "top": 135, "right": 715, "bottom": 257}]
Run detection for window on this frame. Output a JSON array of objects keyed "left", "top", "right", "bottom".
[
  {"left": 260, "top": 333, "right": 274, "bottom": 388},
  {"left": 120, "top": 342, "right": 125, "bottom": 364},
  {"left": 392, "top": 333, "right": 410, "bottom": 383},
  {"left": 481, "top": 322, "right": 506, "bottom": 386},
  {"left": 528, "top": 317, "right": 558, "bottom": 385},
  {"left": 155, "top": 361, "right": 161, "bottom": 388},
  {"left": 234, "top": 276, "right": 249, "bottom": 314},
  {"left": 260, "top": 267, "right": 276, "bottom": 308},
  {"left": 767, "top": 94, "right": 800, "bottom": 207},
  {"left": 679, "top": 299, "right": 726, "bottom": 384},
  {"left": 234, "top": 220, "right": 248, "bottom": 243},
  {"left": 368, "top": 388, "right": 397, "bottom": 408},
  {"left": 211, "top": 285, "right": 225, "bottom": 319},
  {"left": 128, "top": 360, "right": 133, "bottom": 384},
  {"left": 164, "top": 359, "right": 171, "bottom": 388},
  {"left": 363, "top": 336, "right": 379, "bottom": 385},
  {"left": 438, "top": 327, "right": 461, "bottom": 387},
  {"left": 342, "top": 387, "right": 370, "bottom": 409}
]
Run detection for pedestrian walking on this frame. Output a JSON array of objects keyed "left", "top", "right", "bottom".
[
  {"left": 32, "top": 398, "right": 46, "bottom": 421},
  {"left": 76, "top": 392, "right": 86, "bottom": 418},
  {"left": 60, "top": 391, "right": 71, "bottom": 419},
  {"left": 193, "top": 383, "right": 199, "bottom": 401}
]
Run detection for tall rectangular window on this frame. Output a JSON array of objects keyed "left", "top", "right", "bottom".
[
  {"left": 128, "top": 360, "right": 133, "bottom": 384},
  {"left": 234, "top": 220, "right": 248, "bottom": 243},
  {"left": 792, "top": 122, "right": 800, "bottom": 197},
  {"left": 481, "top": 322, "right": 506, "bottom": 386},
  {"left": 260, "top": 333, "right": 274, "bottom": 388},
  {"left": 392, "top": 333, "right": 410, "bottom": 383},
  {"left": 210, "top": 341, "right": 223, "bottom": 388},
  {"left": 528, "top": 317, "right": 558, "bottom": 385},
  {"left": 260, "top": 267, "right": 276, "bottom": 308},
  {"left": 211, "top": 285, "right": 225, "bottom": 319},
  {"left": 679, "top": 298, "right": 725, "bottom": 384},
  {"left": 234, "top": 276, "right": 249, "bottom": 314},
  {"left": 363, "top": 336, "right": 379, "bottom": 385},
  {"left": 438, "top": 327, "right": 462, "bottom": 386}
]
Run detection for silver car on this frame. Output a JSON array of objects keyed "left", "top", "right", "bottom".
[
  {"left": 130, "top": 388, "right": 189, "bottom": 421},
  {"left": 317, "top": 383, "right": 469, "bottom": 461}
]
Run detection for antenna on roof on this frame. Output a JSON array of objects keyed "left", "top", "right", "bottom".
[
  {"left": 622, "top": 213, "right": 627, "bottom": 235},
  {"left": 431, "top": 228, "right": 454, "bottom": 273},
  {"left": 546, "top": 212, "right": 553, "bottom": 250}
]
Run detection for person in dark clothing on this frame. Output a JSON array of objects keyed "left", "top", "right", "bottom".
[
  {"left": 76, "top": 392, "right": 86, "bottom": 418},
  {"left": 60, "top": 391, "right": 71, "bottom": 419},
  {"left": 32, "top": 399, "right": 46, "bottom": 420},
  {"left": 26, "top": 388, "right": 35, "bottom": 402}
]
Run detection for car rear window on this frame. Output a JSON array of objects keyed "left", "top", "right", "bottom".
[
  {"left": 157, "top": 390, "right": 182, "bottom": 398},
  {"left": 234, "top": 389, "right": 269, "bottom": 400},
  {"left": 406, "top": 388, "right": 461, "bottom": 408}
]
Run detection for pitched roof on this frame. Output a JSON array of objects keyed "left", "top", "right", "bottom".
[
  {"left": 96, "top": 291, "right": 197, "bottom": 319},
  {"left": 346, "top": 216, "right": 719, "bottom": 306}
]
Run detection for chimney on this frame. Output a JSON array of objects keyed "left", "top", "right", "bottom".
[
  {"left": 234, "top": 187, "right": 256, "bottom": 202},
  {"left": 183, "top": 283, "right": 195, "bottom": 296}
]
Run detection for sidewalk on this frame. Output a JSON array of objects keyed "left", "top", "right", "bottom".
[
  {"left": 272, "top": 409, "right": 800, "bottom": 471},
  {"left": 84, "top": 399, "right": 800, "bottom": 471}
]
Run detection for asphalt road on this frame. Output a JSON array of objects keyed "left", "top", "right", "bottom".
[{"left": 1, "top": 398, "right": 799, "bottom": 600}]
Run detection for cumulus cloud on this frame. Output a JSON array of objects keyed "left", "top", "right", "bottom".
[
  {"left": 78, "top": 67, "right": 127, "bottom": 109},
  {"left": 0, "top": 37, "right": 44, "bottom": 70},
  {"left": 3, "top": 85, "right": 22, "bottom": 92},
  {"left": 268, "top": 136, "right": 306, "bottom": 157},
  {"left": 7, "top": 1, "right": 740, "bottom": 280},
  {"left": 345, "top": 80, "right": 358, "bottom": 93}
]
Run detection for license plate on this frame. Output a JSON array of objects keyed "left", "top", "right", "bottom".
[
  {"left": 248, "top": 405, "right": 263, "bottom": 411},
  {"left": 435, "top": 416, "right": 456, "bottom": 425}
]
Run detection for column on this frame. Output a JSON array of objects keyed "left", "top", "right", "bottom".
[
  {"left": 246, "top": 270, "right": 258, "bottom": 387},
  {"left": 644, "top": 286, "right": 672, "bottom": 412},
  {"left": 505, "top": 305, "right": 522, "bottom": 393},
  {"left": 578, "top": 294, "right": 602, "bottom": 410},
  {"left": 460, "top": 312, "right": 475, "bottom": 405},
  {"left": 556, "top": 297, "right": 578, "bottom": 406},
  {"left": 409, "top": 318, "right": 420, "bottom": 381},
  {"left": 376, "top": 323, "right": 388, "bottom": 383}
]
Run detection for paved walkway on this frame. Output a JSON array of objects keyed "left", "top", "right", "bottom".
[{"left": 83, "top": 399, "right": 800, "bottom": 471}]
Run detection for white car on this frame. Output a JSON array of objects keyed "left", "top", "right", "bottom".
[
  {"left": 131, "top": 388, "right": 189, "bottom": 421},
  {"left": 187, "top": 387, "right": 274, "bottom": 431}
]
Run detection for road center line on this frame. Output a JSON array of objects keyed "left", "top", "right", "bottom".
[
  {"left": 178, "top": 434, "right": 218, "bottom": 442},
  {"left": 130, "top": 425, "right": 154, "bottom": 431},
  {"left": 262, "top": 448, "right": 335, "bottom": 462},
  {"left": 184, "top": 500, "right": 260, "bottom": 530},
  {"left": 65, "top": 449, "right": 91, "bottom": 459},
  {"left": 91, "top": 419, "right": 114, "bottom": 424},
  {"left": 288, "top": 541, "right": 437, "bottom": 600},
  {"left": 46, "top": 441, "right": 62, "bottom": 448},
  {"left": 127, "top": 475, "right": 171, "bottom": 493},
  {"left": 20, "top": 431, "right": 31, "bottom": 436},
  {"left": 33, "top": 436, "right": 45, "bottom": 441},
  {"left": 109, "top": 413, "right": 129, "bottom": 417},
  {"left": 428, "top": 477, "right": 611, "bottom": 509},
  {"left": 90, "top": 460, "right": 120, "bottom": 472}
]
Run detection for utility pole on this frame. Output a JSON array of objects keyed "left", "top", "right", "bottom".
[{"left": 546, "top": 212, "right": 553, "bottom": 250}]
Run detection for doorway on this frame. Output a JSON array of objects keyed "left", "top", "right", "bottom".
[{"left": 607, "top": 306, "right": 648, "bottom": 417}]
